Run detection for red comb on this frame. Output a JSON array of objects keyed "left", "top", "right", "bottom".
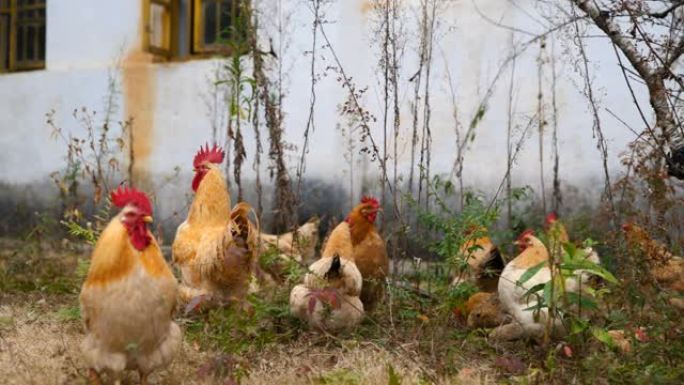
[
  {"left": 360, "top": 195, "right": 380, "bottom": 208},
  {"left": 517, "top": 228, "right": 534, "bottom": 241},
  {"left": 111, "top": 186, "right": 152, "bottom": 215},
  {"left": 193, "top": 143, "right": 225, "bottom": 169},
  {"left": 545, "top": 212, "right": 558, "bottom": 225}
]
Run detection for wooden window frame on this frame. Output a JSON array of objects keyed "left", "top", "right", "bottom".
[
  {"left": 0, "top": 0, "right": 46, "bottom": 73},
  {"left": 143, "top": 0, "right": 177, "bottom": 59},
  {"left": 144, "top": 0, "right": 247, "bottom": 60},
  {"left": 192, "top": 0, "right": 243, "bottom": 55}
]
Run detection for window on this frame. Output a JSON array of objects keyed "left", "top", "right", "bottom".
[
  {"left": 0, "top": 0, "right": 46, "bottom": 72},
  {"left": 192, "top": 0, "right": 245, "bottom": 54},
  {"left": 145, "top": 0, "right": 247, "bottom": 59},
  {"left": 146, "top": 0, "right": 174, "bottom": 57}
]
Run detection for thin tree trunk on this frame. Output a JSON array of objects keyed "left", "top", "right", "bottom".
[
  {"left": 551, "top": 36, "right": 561, "bottom": 213},
  {"left": 537, "top": 38, "right": 547, "bottom": 215},
  {"left": 507, "top": 33, "right": 517, "bottom": 227},
  {"left": 250, "top": 0, "right": 263, "bottom": 220},
  {"left": 408, "top": 0, "right": 429, "bottom": 201},
  {"left": 381, "top": 0, "right": 390, "bottom": 229}
]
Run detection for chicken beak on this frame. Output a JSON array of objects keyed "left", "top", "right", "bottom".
[{"left": 143, "top": 215, "right": 154, "bottom": 224}]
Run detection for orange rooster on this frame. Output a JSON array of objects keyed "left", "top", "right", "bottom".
[
  {"left": 322, "top": 196, "right": 388, "bottom": 310},
  {"left": 80, "top": 187, "right": 181, "bottom": 385},
  {"left": 172, "top": 144, "right": 258, "bottom": 304},
  {"left": 622, "top": 223, "right": 684, "bottom": 309},
  {"left": 451, "top": 226, "right": 505, "bottom": 292}
]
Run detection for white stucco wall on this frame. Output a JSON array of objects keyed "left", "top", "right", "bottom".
[{"left": 0, "top": 0, "right": 653, "bottom": 219}]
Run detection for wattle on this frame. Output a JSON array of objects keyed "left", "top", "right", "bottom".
[
  {"left": 191, "top": 172, "right": 204, "bottom": 192},
  {"left": 128, "top": 222, "right": 152, "bottom": 251}
]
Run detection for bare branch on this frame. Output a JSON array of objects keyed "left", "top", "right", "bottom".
[
  {"left": 571, "top": 1, "right": 655, "bottom": 81},
  {"left": 571, "top": 0, "right": 679, "bottom": 151},
  {"left": 650, "top": 1, "right": 684, "bottom": 19}
]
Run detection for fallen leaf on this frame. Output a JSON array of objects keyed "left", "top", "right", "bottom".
[
  {"left": 607, "top": 330, "right": 632, "bottom": 353},
  {"left": 563, "top": 344, "right": 573, "bottom": 358},
  {"left": 635, "top": 327, "right": 649, "bottom": 342}
]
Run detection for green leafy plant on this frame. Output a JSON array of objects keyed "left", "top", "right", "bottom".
[
  {"left": 519, "top": 229, "right": 618, "bottom": 344},
  {"left": 410, "top": 177, "right": 497, "bottom": 265},
  {"left": 184, "top": 290, "right": 299, "bottom": 356},
  {"left": 410, "top": 176, "right": 530, "bottom": 289}
]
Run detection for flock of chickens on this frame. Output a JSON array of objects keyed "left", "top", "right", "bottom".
[{"left": 77, "top": 144, "right": 684, "bottom": 384}]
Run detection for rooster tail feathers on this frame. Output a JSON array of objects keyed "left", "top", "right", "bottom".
[
  {"left": 229, "top": 202, "right": 259, "bottom": 250},
  {"left": 481, "top": 247, "right": 505, "bottom": 279},
  {"left": 230, "top": 202, "right": 258, "bottom": 228},
  {"left": 325, "top": 254, "right": 342, "bottom": 280}
]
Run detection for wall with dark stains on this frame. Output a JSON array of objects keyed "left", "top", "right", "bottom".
[{"left": 0, "top": 0, "right": 650, "bottom": 235}]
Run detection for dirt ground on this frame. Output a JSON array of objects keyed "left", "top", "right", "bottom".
[
  {"left": 9, "top": 237, "right": 682, "bottom": 385},
  {"left": 0, "top": 292, "right": 496, "bottom": 385},
  {"left": 0, "top": 237, "right": 498, "bottom": 385}
]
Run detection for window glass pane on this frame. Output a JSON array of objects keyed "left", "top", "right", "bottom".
[
  {"left": 218, "top": 0, "right": 233, "bottom": 42},
  {"left": 38, "top": 23, "right": 44, "bottom": 60},
  {"left": 27, "top": 24, "right": 35, "bottom": 61},
  {"left": 149, "top": 3, "right": 166, "bottom": 49},
  {"left": 203, "top": 0, "right": 217, "bottom": 45},
  {"left": 16, "top": 25, "right": 24, "bottom": 62}
]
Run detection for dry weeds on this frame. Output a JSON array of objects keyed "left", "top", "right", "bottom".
[{"left": 0, "top": 292, "right": 495, "bottom": 385}]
